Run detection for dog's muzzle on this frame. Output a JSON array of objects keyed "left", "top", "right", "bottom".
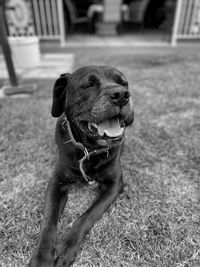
[{"left": 76, "top": 88, "right": 131, "bottom": 140}]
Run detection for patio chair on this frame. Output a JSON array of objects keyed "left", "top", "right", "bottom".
[
  {"left": 128, "top": 0, "right": 149, "bottom": 27},
  {"left": 63, "top": 0, "right": 92, "bottom": 32},
  {"left": 92, "top": 0, "right": 130, "bottom": 35}
]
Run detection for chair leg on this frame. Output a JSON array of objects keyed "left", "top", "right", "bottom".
[
  {"left": 88, "top": 18, "right": 95, "bottom": 33},
  {"left": 69, "top": 22, "right": 75, "bottom": 34}
]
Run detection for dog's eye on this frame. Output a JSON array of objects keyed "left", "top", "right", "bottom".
[
  {"left": 80, "top": 83, "right": 91, "bottom": 89},
  {"left": 120, "top": 79, "right": 128, "bottom": 86},
  {"left": 80, "top": 75, "right": 100, "bottom": 89},
  {"left": 116, "top": 75, "right": 128, "bottom": 87}
]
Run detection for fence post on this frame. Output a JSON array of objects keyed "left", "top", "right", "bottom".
[
  {"left": 171, "top": 0, "right": 183, "bottom": 46},
  {"left": 57, "top": 0, "right": 66, "bottom": 46},
  {"left": 0, "top": 0, "right": 18, "bottom": 86}
]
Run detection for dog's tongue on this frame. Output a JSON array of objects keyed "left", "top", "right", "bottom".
[{"left": 97, "top": 117, "right": 123, "bottom": 137}]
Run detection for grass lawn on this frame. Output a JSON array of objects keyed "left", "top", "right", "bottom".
[{"left": 1, "top": 47, "right": 200, "bottom": 267}]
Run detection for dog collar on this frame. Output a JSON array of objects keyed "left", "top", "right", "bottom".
[{"left": 61, "top": 116, "right": 110, "bottom": 184}]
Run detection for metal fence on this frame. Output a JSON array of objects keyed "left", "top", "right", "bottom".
[
  {"left": 172, "top": 0, "right": 200, "bottom": 45},
  {"left": 31, "top": 0, "right": 60, "bottom": 39},
  {"left": 6, "top": 0, "right": 65, "bottom": 43}
]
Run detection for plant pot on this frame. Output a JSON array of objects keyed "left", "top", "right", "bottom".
[{"left": 8, "top": 36, "right": 40, "bottom": 68}]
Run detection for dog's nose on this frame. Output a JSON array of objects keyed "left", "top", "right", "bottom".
[{"left": 109, "top": 88, "right": 130, "bottom": 106}]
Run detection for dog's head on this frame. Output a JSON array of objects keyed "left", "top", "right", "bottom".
[{"left": 52, "top": 66, "right": 134, "bottom": 144}]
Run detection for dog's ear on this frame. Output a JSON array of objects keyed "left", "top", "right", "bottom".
[
  {"left": 51, "top": 73, "right": 70, "bottom": 117},
  {"left": 124, "top": 97, "right": 134, "bottom": 126}
]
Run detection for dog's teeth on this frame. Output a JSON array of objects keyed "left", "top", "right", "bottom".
[
  {"left": 88, "top": 122, "right": 98, "bottom": 132},
  {"left": 88, "top": 123, "right": 92, "bottom": 131},
  {"left": 120, "top": 122, "right": 125, "bottom": 128},
  {"left": 91, "top": 123, "right": 97, "bottom": 128}
]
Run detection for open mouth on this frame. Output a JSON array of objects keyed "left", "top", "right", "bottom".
[{"left": 78, "top": 116, "right": 125, "bottom": 139}]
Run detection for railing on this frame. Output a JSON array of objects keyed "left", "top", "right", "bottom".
[
  {"left": 6, "top": 0, "right": 65, "bottom": 44},
  {"left": 172, "top": 0, "right": 200, "bottom": 45},
  {"left": 31, "top": 0, "right": 66, "bottom": 44},
  {"left": 31, "top": 0, "right": 60, "bottom": 39}
]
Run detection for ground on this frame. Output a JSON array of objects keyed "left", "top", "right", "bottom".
[{"left": 0, "top": 47, "right": 200, "bottom": 267}]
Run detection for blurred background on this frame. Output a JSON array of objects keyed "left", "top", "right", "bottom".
[{"left": 2, "top": 0, "right": 200, "bottom": 47}]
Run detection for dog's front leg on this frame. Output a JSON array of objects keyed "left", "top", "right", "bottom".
[
  {"left": 55, "top": 172, "right": 123, "bottom": 267},
  {"left": 29, "top": 171, "right": 69, "bottom": 267}
]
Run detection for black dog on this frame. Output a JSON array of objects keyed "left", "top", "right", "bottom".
[{"left": 29, "top": 66, "right": 134, "bottom": 267}]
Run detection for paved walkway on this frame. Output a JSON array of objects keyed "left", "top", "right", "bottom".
[
  {"left": 0, "top": 53, "right": 74, "bottom": 79},
  {"left": 0, "top": 33, "right": 172, "bottom": 80},
  {"left": 61, "top": 33, "right": 170, "bottom": 47},
  {"left": 1, "top": 33, "right": 198, "bottom": 81}
]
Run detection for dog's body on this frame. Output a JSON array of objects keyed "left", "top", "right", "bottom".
[{"left": 29, "top": 66, "right": 134, "bottom": 267}]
